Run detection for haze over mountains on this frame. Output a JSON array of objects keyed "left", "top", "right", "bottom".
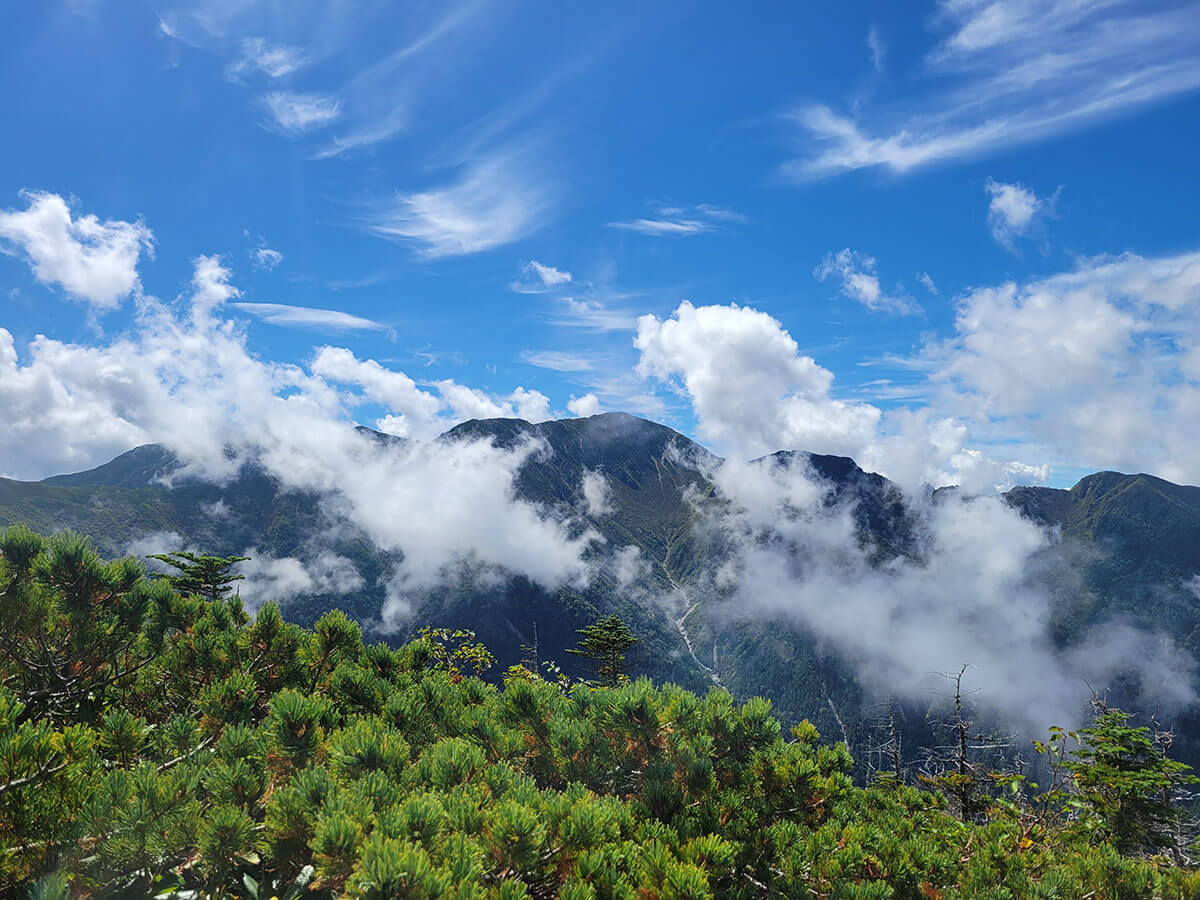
[{"left": 4, "top": 411, "right": 1198, "bottom": 770}]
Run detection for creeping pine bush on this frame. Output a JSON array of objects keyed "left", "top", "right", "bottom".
[{"left": 3, "top": 526, "right": 1200, "bottom": 898}]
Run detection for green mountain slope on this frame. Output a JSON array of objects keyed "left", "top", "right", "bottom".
[{"left": 2, "top": 412, "right": 1199, "bottom": 771}]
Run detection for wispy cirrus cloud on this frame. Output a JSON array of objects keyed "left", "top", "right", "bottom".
[
  {"left": 608, "top": 202, "right": 745, "bottom": 237},
  {"left": 233, "top": 301, "right": 385, "bottom": 332},
  {"left": 227, "top": 37, "right": 307, "bottom": 80},
  {"left": 521, "top": 350, "right": 594, "bottom": 372},
  {"left": 786, "top": 0, "right": 1200, "bottom": 179},
  {"left": 260, "top": 91, "right": 341, "bottom": 134},
  {"left": 310, "top": 0, "right": 493, "bottom": 158},
  {"left": 368, "top": 146, "right": 556, "bottom": 257},
  {"left": 867, "top": 25, "right": 886, "bottom": 73},
  {"left": 159, "top": 0, "right": 490, "bottom": 156},
  {"left": 551, "top": 297, "right": 639, "bottom": 332}
]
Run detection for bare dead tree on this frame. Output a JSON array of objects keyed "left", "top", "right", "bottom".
[{"left": 918, "top": 665, "right": 1015, "bottom": 822}]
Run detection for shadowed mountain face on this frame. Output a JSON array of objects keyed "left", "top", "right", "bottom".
[{"left": 2, "top": 412, "right": 1200, "bottom": 768}]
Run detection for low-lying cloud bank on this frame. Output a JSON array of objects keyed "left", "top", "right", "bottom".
[{"left": 690, "top": 455, "right": 1195, "bottom": 732}]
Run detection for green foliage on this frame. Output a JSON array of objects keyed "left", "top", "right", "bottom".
[
  {"left": 147, "top": 550, "right": 250, "bottom": 602},
  {"left": 566, "top": 615, "right": 638, "bottom": 687},
  {"left": 1063, "top": 704, "right": 1199, "bottom": 856},
  {"left": 2, "top": 525, "right": 1200, "bottom": 898}
]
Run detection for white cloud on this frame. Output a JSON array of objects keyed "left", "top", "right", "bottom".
[
  {"left": 369, "top": 148, "right": 555, "bottom": 257},
  {"left": 509, "top": 386, "right": 552, "bottom": 422},
  {"left": 0, "top": 257, "right": 599, "bottom": 610},
  {"left": 124, "top": 531, "right": 187, "bottom": 561},
  {"left": 867, "top": 25, "right": 886, "bottom": 72},
  {"left": 435, "top": 380, "right": 553, "bottom": 423},
  {"left": 985, "top": 177, "right": 1052, "bottom": 249},
  {"left": 189, "top": 254, "right": 241, "bottom": 322},
  {"left": 636, "top": 301, "right": 882, "bottom": 461},
  {"left": 923, "top": 249, "right": 1200, "bottom": 484},
  {"left": 311, "top": 346, "right": 443, "bottom": 436},
  {"left": 703, "top": 458, "right": 1194, "bottom": 732},
  {"left": 237, "top": 550, "right": 364, "bottom": 609},
  {"left": 609, "top": 218, "right": 714, "bottom": 237},
  {"left": 580, "top": 469, "right": 613, "bottom": 516},
  {"left": 261, "top": 91, "right": 341, "bottom": 134},
  {"left": 252, "top": 247, "right": 283, "bottom": 270},
  {"left": 552, "top": 297, "right": 638, "bottom": 332},
  {"left": 0, "top": 191, "right": 153, "bottom": 310},
  {"left": 567, "top": 393, "right": 602, "bottom": 417},
  {"left": 228, "top": 37, "right": 306, "bottom": 79},
  {"left": 634, "top": 300, "right": 1044, "bottom": 492},
  {"left": 312, "top": 344, "right": 555, "bottom": 432},
  {"left": 787, "top": 1, "right": 1200, "bottom": 178},
  {"left": 916, "top": 271, "right": 939, "bottom": 295},
  {"left": 233, "top": 302, "right": 384, "bottom": 332},
  {"left": 521, "top": 350, "right": 593, "bottom": 372},
  {"left": 511, "top": 260, "right": 573, "bottom": 294},
  {"left": 525, "top": 260, "right": 571, "bottom": 286},
  {"left": 310, "top": 1, "right": 489, "bottom": 159},
  {"left": 607, "top": 202, "right": 744, "bottom": 237},
  {"left": 814, "top": 248, "right": 922, "bottom": 316}
]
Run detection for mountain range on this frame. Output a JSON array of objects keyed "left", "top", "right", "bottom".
[{"left": 3, "top": 411, "right": 1199, "bottom": 772}]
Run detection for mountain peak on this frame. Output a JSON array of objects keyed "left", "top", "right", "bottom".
[{"left": 41, "top": 444, "right": 180, "bottom": 489}]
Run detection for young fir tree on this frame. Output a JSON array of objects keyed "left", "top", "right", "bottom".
[
  {"left": 147, "top": 550, "right": 249, "bottom": 602},
  {"left": 566, "top": 614, "right": 637, "bottom": 687},
  {"left": 1064, "top": 700, "right": 1198, "bottom": 857}
]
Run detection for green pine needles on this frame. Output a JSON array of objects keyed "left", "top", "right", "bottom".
[
  {"left": 566, "top": 615, "right": 638, "bottom": 687},
  {"left": 2, "top": 525, "right": 1200, "bottom": 898}
]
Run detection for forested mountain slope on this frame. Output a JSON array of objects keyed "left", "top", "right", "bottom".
[{"left": 2, "top": 412, "right": 1199, "bottom": 770}]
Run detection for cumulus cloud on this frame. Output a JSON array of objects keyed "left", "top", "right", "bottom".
[
  {"left": 923, "top": 249, "right": 1200, "bottom": 484},
  {"left": 312, "top": 345, "right": 554, "bottom": 433},
  {"left": 635, "top": 301, "right": 882, "bottom": 462},
  {"left": 435, "top": 380, "right": 552, "bottom": 423},
  {"left": 310, "top": 345, "right": 443, "bottom": 437},
  {"left": 0, "top": 191, "right": 153, "bottom": 309},
  {"left": 567, "top": 393, "right": 602, "bottom": 417},
  {"left": 633, "top": 299, "right": 1051, "bottom": 492},
  {"left": 814, "top": 248, "right": 922, "bottom": 315},
  {"left": 985, "top": 178, "right": 1052, "bottom": 250},
  {"left": 261, "top": 91, "right": 341, "bottom": 134}
]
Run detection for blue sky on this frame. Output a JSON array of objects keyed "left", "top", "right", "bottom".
[{"left": 2, "top": 0, "right": 1200, "bottom": 489}]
